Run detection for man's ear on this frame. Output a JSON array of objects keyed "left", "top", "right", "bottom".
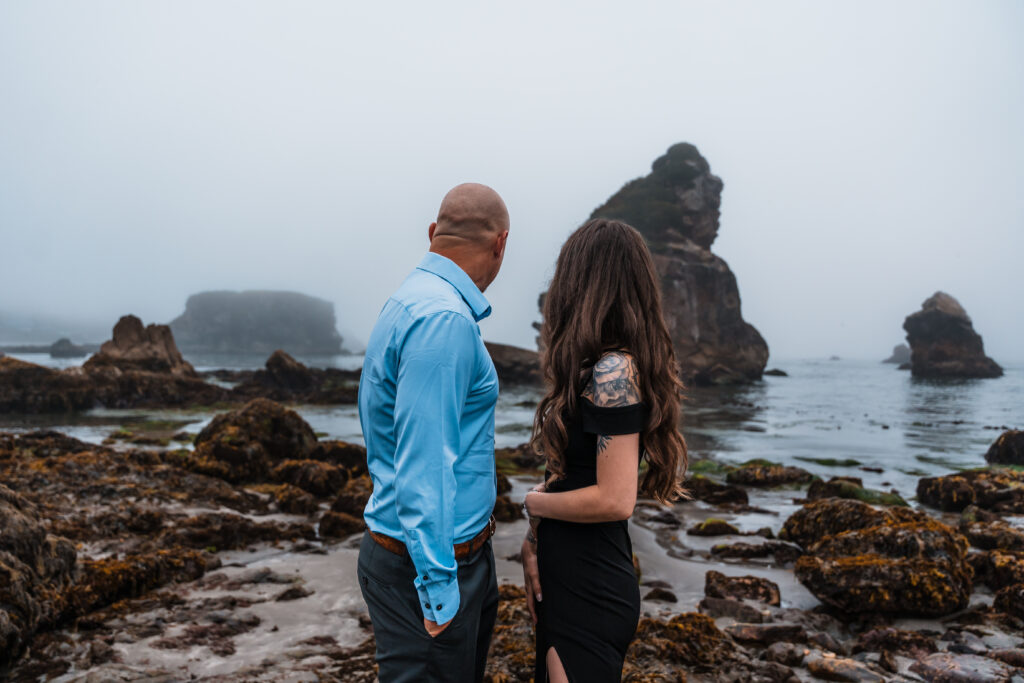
[
  {"left": 494, "top": 230, "right": 508, "bottom": 257},
  {"left": 428, "top": 222, "right": 437, "bottom": 243}
]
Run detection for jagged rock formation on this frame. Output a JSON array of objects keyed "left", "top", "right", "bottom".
[
  {"left": 540, "top": 143, "right": 768, "bottom": 385},
  {"left": 84, "top": 315, "right": 197, "bottom": 377},
  {"left": 170, "top": 290, "right": 344, "bottom": 355},
  {"left": 0, "top": 316, "right": 225, "bottom": 413},
  {"left": 882, "top": 343, "right": 910, "bottom": 365},
  {"left": 903, "top": 292, "right": 1002, "bottom": 379}
]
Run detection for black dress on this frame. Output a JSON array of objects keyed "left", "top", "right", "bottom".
[{"left": 534, "top": 397, "right": 648, "bottom": 683}]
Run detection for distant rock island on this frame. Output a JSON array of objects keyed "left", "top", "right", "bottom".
[
  {"left": 169, "top": 290, "right": 344, "bottom": 355},
  {"left": 903, "top": 292, "right": 1002, "bottom": 379},
  {"left": 544, "top": 143, "right": 768, "bottom": 385},
  {"left": 882, "top": 343, "right": 911, "bottom": 365}
]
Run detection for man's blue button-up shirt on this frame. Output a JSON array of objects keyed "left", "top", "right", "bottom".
[{"left": 358, "top": 251, "right": 499, "bottom": 624}]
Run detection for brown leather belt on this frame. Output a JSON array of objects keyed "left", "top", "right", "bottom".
[{"left": 369, "top": 514, "right": 496, "bottom": 560}]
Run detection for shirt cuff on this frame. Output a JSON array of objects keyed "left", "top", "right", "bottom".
[{"left": 414, "top": 574, "right": 461, "bottom": 624}]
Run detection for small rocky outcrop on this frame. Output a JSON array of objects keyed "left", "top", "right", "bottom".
[
  {"left": 917, "top": 468, "right": 1024, "bottom": 514},
  {"left": 881, "top": 343, "right": 911, "bottom": 364},
  {"left": 783, "top": 499, "right": 972, "bottom": 616},
  {"left": 0, "top": 356, "right": 98, "bottom": 412},
  {"left": 48, "top": 338, "right": 89, "bottom": 358},
  {"left": 538, "top": 143, "right": 768, "bottom": 386},
  {"left": 985, "top": 429, "right": 1024, "bottom": 466},
  {"left": 685, "top": 475, "right": 749, "bottom": 506},
  {"left": 170, "top": 290, "right": 344, "bottom": 355},
  {"left": 84, "top": 314, "right": 197, "bottom": 377},
  {"left": 227, "top": 350, "right": 360, "bottom": 404},
  {"left": 704, "top": 570, "right": 780, "bottom": 606},
  {"left": 806, "top": 476, "right": 907, "bottom": 506},
  {"left": 726, "top": 461, "right": 814, "bottom": 488},
  {"left": 902, "top": 292, "right": 1003, "bottom": 379},
  {"left": 484, "top": 341, "right": 541, "bottom": 386}
]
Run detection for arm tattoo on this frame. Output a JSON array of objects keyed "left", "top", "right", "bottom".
[
  {"left": 595, "top": 434, "right": 611, "bottom": 455},
  {"left": 527, "top": 528, "right": 537, "bottom": 546},
  {"left": 583, "top": 352, "right": 642, "bottom": 407}
]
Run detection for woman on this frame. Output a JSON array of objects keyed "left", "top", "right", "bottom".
[{"left": 521, "top": 218, "right": 688, "bottom": 683}]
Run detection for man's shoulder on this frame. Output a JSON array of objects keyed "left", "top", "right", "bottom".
[{"left": 391, "top": 268, "right": 476, "bottom": 324}]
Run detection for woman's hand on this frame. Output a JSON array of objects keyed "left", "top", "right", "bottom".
[
  {"left": 521, "top": 526, "right": 542, "bottom": 624},
  {"left": 521, "top": 481, "right": 545, "bottom": 624}
]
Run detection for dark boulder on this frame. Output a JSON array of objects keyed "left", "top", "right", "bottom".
[
  {"left": 917, "top": 469, "right": 1024, "bottom": 514},
  {"left": 319, "top": 511, "right": 365, "bottom": 538},
  {"left": 188, "top": 399, "right": 318, "bottom": 483},
  {"left": 270, "top": 459, "right": 348, "bottom": 497},
  {"left": 704, "top": 570, "right": 780, "bottom": 606},
  {"left": 726, "top": 462, "right": 814, "bottom": 488},
  {"left": 688, "top": 518, "right": 740, "bottom": 536},
  {"left": 779, "top": 498, "right": 925, "bottom": 550},
  {"left": 902, "top": 292, "right": 1002, "bottom": 379},
  {"left": 230, "top": 350, "right": 360, "bottom": 404},
  {"left": 984, "top": 430, "right": 1024, "bottom": 466},
  {"left": 685, "top": 474, "right": 749, "bottom": 506},
  {"left": 993, "top": 582, "right": 1024, "bottom": 620},
  {"left": 792, "top": 514, "right": 971, "bottom": 617},
  {"left": 331, "top": 474, "right": 373, "bottom": 516},
  {"left": 806, "top": 476, "right": 907, "bottom": 506}
]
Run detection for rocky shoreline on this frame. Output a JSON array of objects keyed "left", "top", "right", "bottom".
[
  {"left": 0, "top": 316, "right": 543, "bottom": 415},
  {"left": 2, "top": 396, "right": 1022, "bottom": 681}
]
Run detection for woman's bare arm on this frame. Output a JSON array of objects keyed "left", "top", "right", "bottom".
[{"left": 524, "top": 352, "right": 641, "bottom": 522}]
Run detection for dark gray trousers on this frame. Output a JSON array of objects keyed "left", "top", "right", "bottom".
[{"left": 357, "top": 530, "right": 499, "bottom": 683}]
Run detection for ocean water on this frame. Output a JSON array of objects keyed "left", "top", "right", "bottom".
[{"left": 2, "top": 352, "right": 1021, "bottom": 502}]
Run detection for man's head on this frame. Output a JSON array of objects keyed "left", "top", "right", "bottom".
[{"left": 428, "top": 183, "right": 509, "bottom": 292}]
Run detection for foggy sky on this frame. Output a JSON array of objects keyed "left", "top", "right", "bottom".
[{"left": 2, "top": 1, "right": 1022, "bottom": 361}]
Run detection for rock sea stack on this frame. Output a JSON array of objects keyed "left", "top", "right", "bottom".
[
  {"left": 169, "top": 290, "right": 344, "bottom": 355},
  {"left": 84, "top": 314, "right": 197, "bottom": 377},
  {"left": 538, "top": 142, "right": 768, "bottom": 385},
  {"left": 902, "top": 291, "right": 1002, "bottom": 379},
  {"left": 881, "top": 343, "right": 910, "bottom": 364}
]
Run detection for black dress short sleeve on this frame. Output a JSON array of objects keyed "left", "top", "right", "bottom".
[{"left": 579, "top": 397, "right": 649, "bottom": 435}]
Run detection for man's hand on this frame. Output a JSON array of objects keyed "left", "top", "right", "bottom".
[
  {"left": 521, "top": 522, "right": 542, "bottom": 624},
  {"left": 423, "top": 617, "right": 453, "bottom": 637}
]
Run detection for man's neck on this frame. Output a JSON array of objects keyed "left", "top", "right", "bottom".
[{"left": 430, "top": 246, "right": 489, "bottom": 292}]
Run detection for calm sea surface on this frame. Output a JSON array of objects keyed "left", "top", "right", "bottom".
[{"left": 2, "top": 352, "right": 1021, "bottom": 502}]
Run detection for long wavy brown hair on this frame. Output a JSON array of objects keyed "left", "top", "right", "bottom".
[{"left": 530, "top": 218, "right": 688, "bottom": 504}]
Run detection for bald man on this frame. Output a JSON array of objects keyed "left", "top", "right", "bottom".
[{"left": 357, "top": 184, "right": 510, "bottom": 682}]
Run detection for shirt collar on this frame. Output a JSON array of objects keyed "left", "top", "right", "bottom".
[{"left": 416, "top": 252, "right": 492, "bottom": 322}]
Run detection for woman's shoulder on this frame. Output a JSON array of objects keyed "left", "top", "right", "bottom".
[{"left": 582, "top": 350, "right": 643, "bottom": 408}]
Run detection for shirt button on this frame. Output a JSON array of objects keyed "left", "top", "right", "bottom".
[
  {"left": 422, "top": 575, "right": 429, "bottom": 581},
  {"left": 436, "top": 604, "right": 443, "bottom": 610},
  {"left": 424, "top": 603, "right": 431, "bottom": 609}
]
